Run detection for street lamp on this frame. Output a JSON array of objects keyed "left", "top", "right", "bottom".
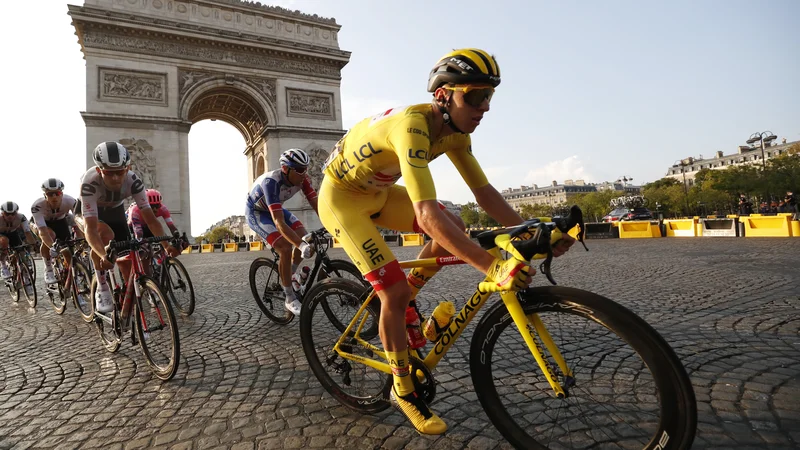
[
  {"left": 615, "top": 176, "right": 633, "bottom": 188},
  {"left": 746, "top": 131, "right": 777, "bottom": 171}
]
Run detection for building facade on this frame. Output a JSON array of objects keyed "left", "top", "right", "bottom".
[
  {"left": 665, "top": 139, "right": 798, "bottom": 186},
  {"left": 501, "top": 180, "right": 598, "bottom": 210}
]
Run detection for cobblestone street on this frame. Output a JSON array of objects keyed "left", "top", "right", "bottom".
[{"left": 1, "top": 238, "right": 798, "bottom": 449}]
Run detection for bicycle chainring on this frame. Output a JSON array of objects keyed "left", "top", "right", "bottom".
[{"left": 408, "top": 355, "right": 436, "bottom": 404}]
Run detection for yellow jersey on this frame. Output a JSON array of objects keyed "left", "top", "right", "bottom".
[{"left": 322, "top": 104, "right": 489, "bottom": 203}]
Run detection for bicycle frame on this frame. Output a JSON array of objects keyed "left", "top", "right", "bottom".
[
  {"left": 96, "top": 247, "right": 165, "bottom": 336},
  {"left": 331, "top": 247, "right": 574, "bottom": 399},
  {"left": 269, "top": 231, "right": 339, "bottom": 300}
]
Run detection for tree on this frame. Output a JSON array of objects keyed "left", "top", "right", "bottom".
[
  {"left": 518, "top": 203, "right": 554, "bottom": 219},
  {"left": 460, "top": 202, "right": 480, "bottom": 227},
  {"left": 787, "top": 143, "right": 800, "bottom": 156},
  {"left": 205, "top": 226, "right": 233, "bottom": 243}
]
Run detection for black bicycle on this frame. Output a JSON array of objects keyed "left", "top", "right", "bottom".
[
  {"left": 147, "top": 241, "right": 195, "bottom": 316},
  {"left": 249, "top": 228, "right": 368, "bottom": 325}
]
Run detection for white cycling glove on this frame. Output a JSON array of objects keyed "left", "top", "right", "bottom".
[{"left": 299, "top": 241, "right": 314, "bottom": 259}]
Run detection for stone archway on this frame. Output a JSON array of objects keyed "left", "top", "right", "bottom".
[{"left": 69, "top": 0, "right": 351, "bottom": 235}]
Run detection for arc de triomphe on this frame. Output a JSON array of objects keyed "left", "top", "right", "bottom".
[{"left": 69, "top": 0, "right": 350, "bottom": 235}]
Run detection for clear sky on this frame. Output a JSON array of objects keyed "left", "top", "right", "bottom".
[{"left": 1, "top": 0, "right": 797, "bottom": 235}]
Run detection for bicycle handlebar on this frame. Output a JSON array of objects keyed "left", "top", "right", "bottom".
[
  {"left": 105, "top": 235, "right": 178, "bottom": 263},
  {"left": 477, "top": 205, "right": 588, "bottom": 292}
]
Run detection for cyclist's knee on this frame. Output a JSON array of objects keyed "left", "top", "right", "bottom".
[
  {"left": 379, "top": 281, "right": 413, "bottom": 311},
  {"left": 273, "top": 237, "right": 292, "bottom": 256},
  {"left": 0, "top": 236, "right": 8, "bottom": 247}
]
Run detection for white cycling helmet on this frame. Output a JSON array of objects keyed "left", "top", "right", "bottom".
[
  {"left": 42, "top": 178, "right": 65, "bottom": 192},
  {"left": 279, "top": 148, "right": 310, "bottom": 169},
  {"left": 92, "top": 141, "right": 131, "bottom": 169},
  {"left": 1, "top": 201, "right": 19, "bottom": 214}
]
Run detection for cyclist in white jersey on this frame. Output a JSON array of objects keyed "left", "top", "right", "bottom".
[
  {"left": 0, "top": 202, "right": 37, "bottom": 280},
  {"left": 81, "top": 141, "right": 180, "bottom": 313},
  {"left": 31, "top": 178, "right": 85, "bottom": 285}
]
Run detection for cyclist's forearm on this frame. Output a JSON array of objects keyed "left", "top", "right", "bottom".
[
  {"left": 474, "top": 184, "right": 524, "bottom": 226},
  {"left": 40, "top": 229, "right": 55, "bottom": 248},
  {"left": 416, "top": 208, "right": 494, "bottom": 273},
  {"left": 275, "top": 220, "right": 303, "bottom": 247}
]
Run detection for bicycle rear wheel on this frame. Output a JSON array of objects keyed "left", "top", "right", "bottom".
[
  {"left": 22, "top": 252, "right": 36, "bottom": 283},
  {"left": 299, "top": 278, "right": 388, "bottom": 414},
  {"left": 135, "top": 276, "right": 180, "bottom": 381},
  {"left": 248, "top": 257, "right": 293, "bottom": 325},
  {"left": 163, "top": 257, "right": 195, "bottom": 316},
  {"left": 316, "top": 259, "right": 374, "bottom": 336},
  {"left": 470, "top": 286, "right": 697, "bottom": 450},
  {"left": 72, "top": 262, "right": 94, "bottom": 322}
]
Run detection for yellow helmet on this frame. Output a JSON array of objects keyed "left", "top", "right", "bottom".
[{"left": 427, "top": 48, "right": 501, "bottom": 92}]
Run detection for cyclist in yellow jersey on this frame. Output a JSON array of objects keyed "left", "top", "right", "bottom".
[{"left": 319, "top": 48, "right": 575, "bottom": 435}]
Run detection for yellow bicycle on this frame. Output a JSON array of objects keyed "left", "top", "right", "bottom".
[{"left": 299, "top": 206, "right": 697, "bottom": 449}]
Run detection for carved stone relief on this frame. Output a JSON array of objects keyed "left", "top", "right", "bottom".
[
  {"left": 83, "top": 31, "right": 342, "bottom": 79},
  {"left": 179, "top": 70, "right": 214, "bottom": 96},
  {"left": 305, "top": 146, "right": 331, "bottom": 191},
  {"left": 286, "top": 89, "right": 335, "bottom": 120},
  {"left": 119, "top": 138, "right": 159, "bottom": 191},
  {"left": 99, "top": 68, "right": 166, "bottom": 105}
]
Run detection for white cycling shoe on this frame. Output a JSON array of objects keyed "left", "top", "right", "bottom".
[
  {"left": 45, "top": 269, "right": 57, "bottom": 285},
  {"left": 0, "top": 267, "right": 11, "bottom": 279},
  {"left": 284, "top": 297, "right": 302, "bottom": 315},
  {"left": 95, "top": 286, "right": 114, "bottom": 313}
]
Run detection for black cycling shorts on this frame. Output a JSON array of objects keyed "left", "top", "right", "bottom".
[
  {"left": 98, "top": 204, "right": 131, "bottom": 241},
  {"left": 44, "top": 219, "right": 72, "bottom": 242},
  {"left": 0, "top": 231, "right": 23, "bottom": 248}
]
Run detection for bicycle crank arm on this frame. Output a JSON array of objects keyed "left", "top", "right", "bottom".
[{"left": 94, "top": 312, "right": 113, "bottom": 326}]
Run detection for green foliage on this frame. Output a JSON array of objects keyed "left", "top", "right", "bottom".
[
  {"left": 570, "top": 190, "right": 620, "bottom": 222},
  {"left": 518, "top": 203, "right": 554, "bottom": 219},
  {"left": 205, "top": 226, "right": 233, "bottom": 243},
  {"left": 460, "top": 202, "right": 480, "bottom": 227}
]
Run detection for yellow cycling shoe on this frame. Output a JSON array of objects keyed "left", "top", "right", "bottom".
[{"left": 389, "top": 387, "right": 447, "bottom": 435}]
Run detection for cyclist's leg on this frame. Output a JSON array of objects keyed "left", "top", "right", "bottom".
[
  {"left": 281, "top": 209, "right": 306, "bottom": 272},
  {"left": 246, "top": 207, "right": 292, "bottom": 287},
  {"left": 373, "top": 185, "right": 465, "bottom": 299},
  {"left": 103, "top": 207, "right": 133, "bottom": 286},
  {"left": 0, "top": 234, "right": 12, "bottom": 276},
  {"left": 318, "top": 178, "right": 446, "bottom": 434}
]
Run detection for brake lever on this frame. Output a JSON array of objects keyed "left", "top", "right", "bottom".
[{"left": 539, "top": 250, "right": 556, "bottom": 285}]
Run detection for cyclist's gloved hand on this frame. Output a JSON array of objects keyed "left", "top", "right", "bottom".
[
  {"left": 487, "top": 257, "right": 532, "bottom": 291},
  {"left": 165, "top": 245, "right": 180, "bottom": 258},
  {"left": 299, "top": 241, "right": 314, "bottom": 259}
]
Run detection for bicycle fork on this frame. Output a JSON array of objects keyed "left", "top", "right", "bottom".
[{"left": 499, "top": 290, "right": 575, "bottom": 399}]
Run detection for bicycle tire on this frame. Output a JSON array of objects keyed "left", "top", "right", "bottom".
[
  {"left": 7, "top": 263, "right": 20, "bottom": 302},
  {"left": 19, "top": 263, "right": 37, "bottom": 308},
  {"left": 163, "top": 257, "right": 195, "bottom": 316},
  {"left": 470, "top": 286, "right": 697, "bottom": 450},
  {"left": 72, "top": 261, "right": 94, "bottom": 323},
  {"left": 135, "top": 276, "right": 180, "bottom": 381},
  {"left": 300, "top": 278, "right": 390, "bottom": 414},
  {"left": 22, "top": 252, "right": 36, "bottom": 283},
  {"left": 48, "top": 259, "right": 67, "bottom": 314},
  {"left": 316, "top": 259, "right": 374, "bottom": 336},
  {"left": 90, "top": 275, "right": 121, "bottom": 353},
  {"left": 248, "top": 257, "right": 293, "bottom": 325}
]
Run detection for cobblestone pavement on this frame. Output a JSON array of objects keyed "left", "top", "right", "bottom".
[{"left": 1, "top": 238, "right": 798, "bottom": 449}]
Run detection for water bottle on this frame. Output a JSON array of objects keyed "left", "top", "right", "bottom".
[
  {"left": 291, "top": 273, "right": 302, "bottom": 292},
  {"left": 423, "top": 301, "right": 456, "bottom": 342},
  {"left": 299, "top": 266, "right": 310, "bottom": 283},
  {"left": 405, "top": 305, "right": 426, "bottom": 349}
]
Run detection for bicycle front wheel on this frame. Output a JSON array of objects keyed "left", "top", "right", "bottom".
[
  {"left": 248, "top": 257, "right": 293, "bottom": 325},
  {"left": 470, "top": 286, "right": 697, "bottom": 450},
  {"left": 48, "top": 262, "right": 67, "bottom": 315},
  {"left": 299, "top": 278, "right": 388, "bottom": 414},
  {"left": 19, "top": 263, "right": 37, "bottom": 308},
  {"left": 90, "top": 276, "right": 121, "bottom": 353},
  {"left": 72, "top": 261, "right": 94, "bottom": 322},
  {"left": 163, "top": 257, "right": 195, "bottom": 316},
  {"left": 135, "top": 276, "right": 180, "bottom": 381}
]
